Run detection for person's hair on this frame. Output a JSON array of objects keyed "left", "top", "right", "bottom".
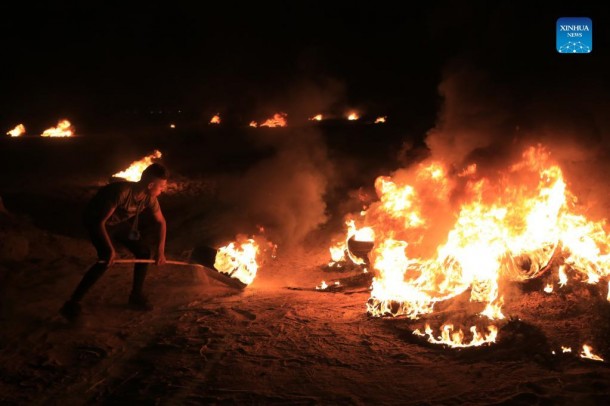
[{"left": 140, "top": 163, "right": 169, "bottom": 182}]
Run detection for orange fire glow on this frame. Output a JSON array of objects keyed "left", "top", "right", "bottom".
[
  {"left": 347, "top": 112, "right": 359, "bottom": 121},
  {"left": 260, "top": 113, "right": 287, "bottom": 128},
  {"left": 249, "top": 121, "right": 258, "bottom": 128},
  {"left": 7, "top": 124, "right": 25, "bottom": 137},
  {"left": 309, "top": 114, "right": 323, "bottom": 121},
  {"left": 375, "top": 116, "right": 387, "bottom": 124},
  {"left": 41, "top": 119, "right": 74, "bottom": 137},
  {"left": 112, "top": 150, "right": 163, "bottom": 182},
  {"left": 210, "top": 114, "right": 221, "bottom": 124},
  {"left": 331, "top": 144, "right": 610, "bottom": 347}
]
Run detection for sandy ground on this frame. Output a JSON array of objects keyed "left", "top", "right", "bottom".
[
  {"left": 2, "top": 218, "right": 610, "bottom": 405},
  {"left": 1, "top": 133, "right": 610, "bottom": 405}
]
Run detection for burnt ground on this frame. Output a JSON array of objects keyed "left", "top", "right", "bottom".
[{"left": 1, "top": 127, "right": 610, "bottom": 405}]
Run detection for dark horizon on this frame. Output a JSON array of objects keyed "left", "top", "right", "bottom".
[{"left": 2, "top": 2, "right": 610, "bottom": 134}]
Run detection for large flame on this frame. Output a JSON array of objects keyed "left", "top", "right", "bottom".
[
  {"left": 112, "top": 150, "right": 162, "bottom": 182},
  {"left": 331, "top": 145, "right": 610, "bottom": 347},
  {"left": 41, "top": 119, "right": 74, "bottom": 137},
  {"left": 7, "top": 124, "right": 26, "bottom": 137},
  {"left": 260, "top": 113, "right": 287, "bottom": 128},
  {"left": 210, "top": 114, "right": 221, "bottom": 124},
  {"left": 215, "top": 240, "right": 259, "bottom": 285}
]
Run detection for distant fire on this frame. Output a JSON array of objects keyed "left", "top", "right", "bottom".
[
  {"left": 7, "top": 124, "right": 25, "bottom": 137},
  {"left": 249, "top": 121, "right": 258, "bottom": 128},
  {"left": 375, "top": 116, "right": 387, "bottom": 124},
  {"left": 309, "top": 114, "right": 323, "bottom": 121},
  {"left": 331, "top": 144, "right": 610, "bottom": 348},
  {"left": 581, "top": 345, "right": 604, "bottom": 361},
  {"left": 260, "top": 113, "right": 287, "bottom": 128},
  {"left": 41, "top": 119, "right": 74, "bottom": 137},
  {"left": 170, "top": 124, "right": 176, "bottom": 129},
  {"left": 210, "top": 114, "right": 221, "bottom": 124},
  {"left": 347, "top": 112, "right": 360, "bottom": 121},
  {"left": 113, "top": 150, "right": 162, "bottom": 182}
]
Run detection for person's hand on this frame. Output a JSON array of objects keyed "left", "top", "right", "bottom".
[
  {"left": 156, "top": 252, "right": 167, "bottom": 266},
  {"left": 105, "top": 249, "right": 117, "bottom": 266}
]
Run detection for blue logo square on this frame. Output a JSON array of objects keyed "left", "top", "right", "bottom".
[{"left": 556, "top": 17, "right": 592, "bottom": 53}]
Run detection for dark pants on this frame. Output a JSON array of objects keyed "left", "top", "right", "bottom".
[{"left": 69, "top": 220, "right": 153, "bottom": 303}]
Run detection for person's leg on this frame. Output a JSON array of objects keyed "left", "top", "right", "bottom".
[
  {"left": 61, "top": 223, "right": 111, "bottom": 320},
  {"left": 116, "top": 225, "right": 153, "bottom": 308}
]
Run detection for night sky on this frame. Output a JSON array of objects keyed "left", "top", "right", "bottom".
[{"left": 2, "top": 1, "right": 609, "bottom": 131}]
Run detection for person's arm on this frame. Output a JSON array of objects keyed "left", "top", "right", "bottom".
[
  {"left": 98, "top": 205, "right": 117, "bottom": 265},
  {"left": 153, "top": 207, "right": 167, "bottom": 265}
]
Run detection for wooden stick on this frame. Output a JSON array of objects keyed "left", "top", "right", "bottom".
[
  {"left": 97, "top": 259, "right": 247, "bottom": 289},
  {"left": 98, "top": 259, "right": 204, "bottom": 267}
]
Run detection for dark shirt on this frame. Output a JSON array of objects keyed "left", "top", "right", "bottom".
[{"left": 84, "top": 181, "right": 160, "bottom": 226}]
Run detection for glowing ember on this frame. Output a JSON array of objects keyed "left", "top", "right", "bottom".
[
  {"left": 374, "top": 116, "right": 387, "bottom": 124},
  {"left": 316, "top": 280, "right": 328, "bottom": 290},
  {"left": 260, "top": 113, "right": 287, "bottom": 128},
  {"left": 347, "top": 112, "right": 359, "bottom": 121},
  {"left": 413, "top": 324, "right": 498, "bottom": 348},
  {"left": 210, "top": 114, "right": 221, "bottom": 124},
  {"left": 214, "top": 237, "right": 261, "bottom": 285},
  {"left": 309, "top": 114, "right": 323, "bottom": 121},
  {"left": 113, "top": 150, "right": 163, "bottom": 182},
  {"left": 41, "top": 119, "right": 74, "bottom": 137},
  {"left": 249, "top": 121, "right": 258, "bottom": 128},
  {"left": 544, "top": 283, "right": 553, "bottom": 293},
  {"left": 561, "top": 346, "right": 572, "bottom": 353},
  {"left": 580, "top": 344, "right": 604, "bottom": 361},
  {"left": 7, "top": 124, "right": 25, "bottom": 137}
]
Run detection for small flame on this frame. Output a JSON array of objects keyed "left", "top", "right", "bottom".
[
  {"left": 480, "top": 297, "right": 505, "bottom": 320},
  {"left": 413, "top": 324, "right": 498, "bottom": 348},
  {"left": 561, "top": 346, "right": 572, "bottom": 353},
  {"left": 347, "top": 112, "right": 359, "bottom": 121},
  {"left": 558, "top": 265, "right": 568, "bottom": 287},
  {"left": 41, "top": 119, "right": 74, "bottom": 137},
  {"left": 316, "top": 280, "right": 328, "bottom": 290},
  {"left": 374, "top": 116, "right": 386, "bottom": 124},
  {"left": 249, "top": 121, "right": 258, "bottom": 128},
  {"left": 214, "top": 238, "right": 261, "bottom": 285},
  {"left": 329, "top": 241, "right": 347, "bottom": 264},
  {"left": 309, "top": 114, "right": 323, "bottom": 121},
  {"left": 260, "top": 113, "right": 287, "bottom": 128},
  {"left": 7, "top": 124, "right": 25, "bottom": 137},
  {"left": 210, "top": 114, "right": 221, "bottom": 124},
  {"left": 170, "top": 124, "right": 176, "bottom": 129},
  {"left": 544, "top": 283, "right": 553, "bottom": 293},
  {"left": 458, "top": 164, "right": 477, "bottom": 177},
  {"left": 113, "top": 150, "right": 162, "bottom": 182},
  {"left": 607, "top": 281, "right": 610, "bottom": 302},
  {"left": 580, "top": 344, "right": 604, "bottom": 361}
]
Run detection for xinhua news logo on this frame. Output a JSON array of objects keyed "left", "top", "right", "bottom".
[{"left": 556, "top": 17, "right": 592, "bottom": 54}]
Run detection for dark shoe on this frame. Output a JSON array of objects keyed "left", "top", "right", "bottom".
[
  {"left": 60, "top": 300, "right": 81, "bottom": 322},
  {"left": 128, "top": 294, "right": 153, "bottom": 311}
]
